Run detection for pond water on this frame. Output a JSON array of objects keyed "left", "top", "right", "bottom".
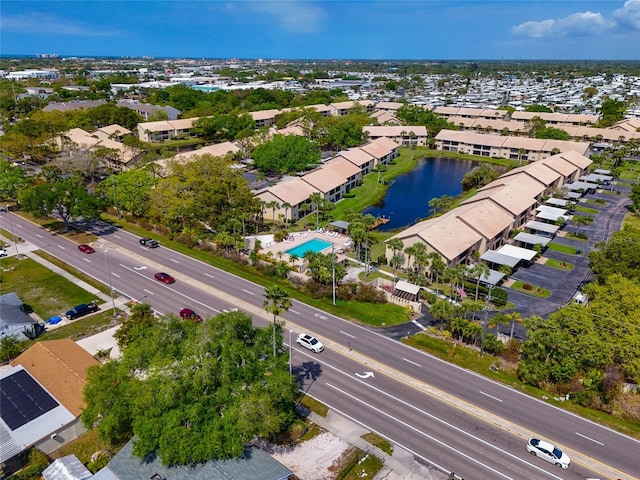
[{"left": 362, "top": 157, "right": 481, "bottom": 231}]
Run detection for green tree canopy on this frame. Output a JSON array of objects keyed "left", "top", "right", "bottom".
[
  {"left": 597, "top": 98, "right": 627, "bottom": 127},
  {"left": 82, "top": 310, "right": 299, "bottom": 465},
  {"left": 460, "top": 164, "right": 501, "bottom": 190},
  {"left": 534, "top": 127, "right": 571, "bottom": 140},
  {"left": 314, "top": 115, "right": 368, "bottom": 150},
  {"left": 96, "top": 166, "right": 158, "bottom": 218},
  {"left": 303, "top": 251, "right": 346, "bottom": 285},
  {"left": 19, "top": 172, "right": 104, "bottom": 230},
  {"left": 192, "top": 113, "right": 255, "bottom": 142},
  {"left": 148, "top": 154, "right": 260, "bottom": 235},
  {"left": 589, "top": 227, "right": 640, "bottom": 283},
  {"left": 0, "top": 159, "right": 30, "bottom": 201},
  {"left": 396, "top": 104, "right": 456, "bottom": 137},
  {"left": 252, "top": 134, "right": 321, "bottom": 174}
]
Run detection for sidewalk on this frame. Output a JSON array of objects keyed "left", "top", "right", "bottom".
[{"left": 305, "top": 409, "right": 447, "bottom": 480}]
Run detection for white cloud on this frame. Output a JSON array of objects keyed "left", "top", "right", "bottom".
[
  {"left": 512, "top": 10, "right": 613, "bottom": 38},
  {"left": 247, "top": 1, "right": 327, "bottom": 33},
  {"left": 612, "top": 0, "right": 640, "bottom": 30},
  {"left": 2, "top": 13, "right": 119, "bottom": 37}
]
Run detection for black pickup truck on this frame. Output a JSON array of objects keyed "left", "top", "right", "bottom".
[
  {"left": 139, "top": 238, "right": 159, "bottom": 248},
  {"left": 65, "top": 302, "right": 99, "bottom": 320}
]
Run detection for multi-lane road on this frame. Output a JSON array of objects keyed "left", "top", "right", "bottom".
[{"left": 3, "top": 211, "right": 638, "bottom": 480}]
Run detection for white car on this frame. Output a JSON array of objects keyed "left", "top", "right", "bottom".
[
  {"left": 526, "top": 437, "right": 570, "bottom": 469},
  {"left": 0, "top": 248, "right": 7, "bottom": 257},
  {"left": 296, "top": 333, "right": 324, "bottom": 353}
]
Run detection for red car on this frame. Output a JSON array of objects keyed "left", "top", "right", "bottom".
[
  {"left": 180, "top": 308, "right": 203, "bottom": 322},
  {"left": 78, "top": 244, "right": 95, "bottom": 254},
  {"left": 154, "top": 272, "right": 175, "bottom": 284}
]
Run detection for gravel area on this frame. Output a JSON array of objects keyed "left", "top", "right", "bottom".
[{"left": 265, "top": 431, "right": 354, "bottom": 480}]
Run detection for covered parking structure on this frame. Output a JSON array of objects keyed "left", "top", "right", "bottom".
[
  {"left": 524, "top": 220, "right": 559, "bottom": 238},
  {"left": 465, "top": 264, "right": 506, "bottom": 287},
  {"left": 544, "top": 198, "right": 572, "bottom": 208},
  {"left": 480, "top": 250, "right": 521, "bottom": 270},
  {"left": 564, "top": 181, "right": 596, "bottom": 195},
  {"left": 496, "top": 244, "right": 538, "bottom": 267},
  {"left": 535, "top": 205, "right": 569, "bottom": 224},
  {"left": 513, "top": 232, "right": 551, "bottom": 249},
  {"left": 580, "top": 173, "right": 613, "bottom": 185}
]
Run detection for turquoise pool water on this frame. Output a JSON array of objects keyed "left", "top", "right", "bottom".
[{"left": 285, "top": 238, "right": 333, "bottom": 257}]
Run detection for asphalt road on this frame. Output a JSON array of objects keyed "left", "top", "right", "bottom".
[{"left": 3, "top": 211, "right": 638, "bottom": 480}]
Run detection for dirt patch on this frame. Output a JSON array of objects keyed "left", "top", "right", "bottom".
[{"left": 263, "top": 431, "right": 353, "bottom": 480}]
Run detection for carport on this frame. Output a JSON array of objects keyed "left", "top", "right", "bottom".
[
  {"left": 535, "top": 205, "right": 568, "bottom": 224},
  {"left": 496, "top": 244, "right": 538, "bottom": 265},
  {"left": 480, "top": 250, "right": 521, "bottom": 270},
  {"left": 544, "top": 198, "right": 571, "bottom": 208},
  {"left": 580, "top": 173, "right": 613, "bottom": 185},
  {"left": 465, "top": 264, "right": 505, "bottom": 287},
  {"left": 513, "top": 232, "right": 551, "bottom": 249},
  {"left": 329, "top": 220, "right": 350, "bottom": 234},
  {"left": 564, "top": 181, "right": 596, "bottom": 195},
  {"left": 524, "top": 220, "right": 559, "bottom": 238}
]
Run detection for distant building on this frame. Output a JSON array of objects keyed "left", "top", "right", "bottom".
[{"left": 0, "top": 292, "right": 37, "bottom": 341}]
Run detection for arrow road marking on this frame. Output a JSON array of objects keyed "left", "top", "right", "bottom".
[
  {"left": 355, "top": 371, "right": 375, "bottom": 379},
  {"left": 133, "top": 266, "right": 147, "bottom": 270},
  {"left": 314, "top": 313, "right": 328, "bottom": 320}
]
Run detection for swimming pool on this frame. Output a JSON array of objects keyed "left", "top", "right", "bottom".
[{"left": 285, "top": 238, "right": 333, "bottom": 257}]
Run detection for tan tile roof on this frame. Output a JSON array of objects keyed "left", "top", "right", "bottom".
[
  {"left": 63, "top": 128, "right": 101, "bottom": 148},
  {"left": 434, "top": 106, "right": 461, "bottom": 116},
  {"left": 501, "top": 136, "right": 546, "bottom": 150},
  {"left": 555, "top": 150, "right": 592, "bottom": 169},
  {"left": 301, "top": 167, "right": 343, "bottom": 193},
  {"left": 323, "top": 156, "right": 362, "bottom": 178},
  {"left": 364, "top": 125, "right": 428, "bottom": 137},
  {"left": 541, "top": 139, "right": 589, "bottom": 155},
  {"left": 375, "top": 101, "right": 404, "bottom": 111},
  {"left": 11, "top": 339, "right": 100, "bottom": 417},
  {"left": 336, "top": 148, "right": 375, "bottom": 167},
  {"left": 454, "top": 200, "right": 515, "bottom": 239},
  {"left": 359, "top": 137, "right": 399, "bottom": 158},
  {"left": 540, "top": 154, "right": 582, "bottom": 177},
  {"left": 250, "top": 109, "right": 282, "bottom": 121},
  {"left": 96, "top": 124, "right": 131, "bottom": 136},
  {"left": 258, "top": 177, "right": 320, "bottom": 205},
  {"left": 418, "top": 216, "right": 482, "bottom": 261},
  {"left": 503, "top": 161, "right": 562, "bottom": 186}
]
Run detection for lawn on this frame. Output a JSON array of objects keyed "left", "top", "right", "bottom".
[
  {"left": 544, "top": 258, "right": 574, "bottom": 270},
  {"left": 574, "top": 205, "right": 600, "bottom": 215},
  {"left": 509, "top": 280, "right": 551, "bottom": 297},
  {"left": 547, "top": 242, "right": 583, "bottom": 255},
  {"left": 0, "top": 256, "right": 103, "bottom": 320}
]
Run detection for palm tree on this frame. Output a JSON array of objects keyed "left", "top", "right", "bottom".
[
  {"left": 469, "top": 263, "right": 491, "bottom": 301},
  {"left": 404, "top": 245, "right": 417, "bottom": 271},
  {"left": 263, "top": 285, "right": 291, "bottom": 358},
  {"left": 281, "top": 202, "right": 292, "bottom": 224},
  {"left": 309, "top": 192, "right": 323, "bottom": 225},
  {"left": 266, "top": 200, "right": 280, "bottom": 229},
  {"left": 387, "top": 238, "right": 404, "bottom": 265}
]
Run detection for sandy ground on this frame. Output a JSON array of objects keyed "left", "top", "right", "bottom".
[{"left": 263, "top": 431, "right": 354, "bottom": 480}]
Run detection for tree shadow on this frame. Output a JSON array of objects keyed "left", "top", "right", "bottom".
[{"left": 293, "top": 360, "right": 323, "bottom": 390}]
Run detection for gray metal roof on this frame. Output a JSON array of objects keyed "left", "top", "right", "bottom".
[
  {"left": 544, "top": 198, "right": 570, "bottom": 207},
  {"left": 329, "top": 220, "right": 350, "bottom": 230},
  {"left": 524, "top": 220, "right": 559, "bottom": 235},
  {"left": 564, "top": 181, "right": 595, "bottom": 191},
  {"left": 104, "top": 440, "right": 292, "bottom": 480},
  {"left": 535, "top": 211, "right": 567, "bottom": 222},
  {"left": 42, "top": 455, "right": 93, "bottom": 480},
  {"left": 513, "top": 232, "right": 551, "bottom": 247},
  {"left": 480, "top": 250, "right": 520, "bottom": 268},
  {"left": 580, "top": 173, "right": 613, "bottom": 183}
]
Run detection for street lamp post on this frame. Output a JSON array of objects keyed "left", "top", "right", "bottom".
[
  {"left": 104, "top": 250, "right": 117, "bottom": 317},
  {"left": 6, "top": 205, "right": 20, "bottom": 258},
  {"left": 289, "top": 329, "right": 294, "bottom": 376},
  {"left": 480, "top": 284, "right": 493, "bottom": 356},
  {"left": 331, "top": 244, "right": 336, "bottom": 306}
]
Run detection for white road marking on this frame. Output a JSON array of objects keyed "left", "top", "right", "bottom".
[
  {"left": 340, "top": 330, "right": 356, "bottom": 339},
  {"left": 170, "top": 258, "right": 179, "bottom": 263},
  {"left": 113, "top": 234, "right": 122, "bottom": 239},
  {"left": 326, "top": 382, "right": 562, "bottom": 480},
  {"left": 143, "top": 289, "right": 155, "bottom": 295},
  {"left": 58, "top": 245, "right": 65, "bottom": 250},
  {"left": 412, "top": 319, "right": 427, "bottom": 331},
  {"left": 83, "top": 258, "right": 91, "bottom": 263},
  {"left": 479, "top": 391, "right": 503, "bottom": 402},
  {"left": 575, "top": 432, "right": 604, "bottom": 445},
  {"left": 36, "top": 234, "right": 43, "bottom": 238},
  {"left": 289, "top": 309, "right": 300, "bottom": 315},
  {"left": 16, "top": 223, "right": 23, "bottom": 228},
  {"left": 402, "top": 357, "right": 422, "bottom": 367},
  {"left": 112, "top": 273, "right": 120, "bottom": 278},
  {"left": 242, "top": 289, "right": 255, "bottom": 295},
  {"left": 204, "top": 272, "right": 215, "bottom": 278}
]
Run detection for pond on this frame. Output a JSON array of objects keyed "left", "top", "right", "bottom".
[{"left": 362, "top": 157, "right": 481, "bottom": 231}]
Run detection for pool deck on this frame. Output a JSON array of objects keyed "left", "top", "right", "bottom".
[{"left": 260, "top": 229, "right": 353, "bottom": 268}]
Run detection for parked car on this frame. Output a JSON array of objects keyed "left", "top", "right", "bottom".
[
  {"left": 140, "top": 238, "right": 159, "bottom": 248},
  {"left": 154, "top": 272, "right": 175, "bottom": 284},
  {"left": 78, "top": 244, "right": 95, "bottom": 254},
  {"left": 65, "top": 302, "right": 99, "bottom": 320},
  {"left": 296, "top": 333, "right": 324, "bottom": 353},
  {"left": 525, "top": 438, "right": 570, "bottom": 469},
  {"left": 179, "top": 308, "right": 202, "bottom": 322},
  {"left": 0, "top": 248, "right": 7, "bottom": 257}
]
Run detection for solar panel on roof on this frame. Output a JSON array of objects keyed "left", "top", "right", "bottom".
[{"left": 0, "top": 369, "right": 58, "bottom": 430}]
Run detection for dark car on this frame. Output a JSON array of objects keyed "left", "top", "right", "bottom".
[
  {"left": 180, "top": 308, "right": 203, "bottom": 322},
  {"left": 65, "top": 302, "right": 99, "bottom": 320},
  {"left": 78, "top": 244, "right": 95, "bottom": 254},
  {"left": 154, "top": 272, "right": 175, "bottom": 284},
  {"left": 140, "top": 238, "right": 159, "bottom": 248}
]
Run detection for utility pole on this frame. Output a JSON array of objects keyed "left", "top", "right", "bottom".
[
  {"left": 480, "top": 284, "right": 493, "bottom": 356},
  {"left": 331, "top": 244, "right": 336, "bottom": 305},
  {"left": 6, "top": 206, "right": 20, "bottom": 258}
]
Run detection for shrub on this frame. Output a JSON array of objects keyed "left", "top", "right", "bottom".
[
  {"left": 483, "top": 334, "right": 504, "bottom": 355},
  {"left": 491, "top": 288, "right": 508, "bottom": 307},
  {"left": 377, "top": 255, "right": 388, "bottom": 265},
  {"left": 354, "top": 283, "right": 386, "bottom": 303},
  {"left": 424, "top": 292, "right": 437, "bottom": 304},
  {"left": 343, "top": 192, "right": 356, "bottom": 198},
  {"left": 523, "top": 283, "right": 533, "bottom": 290}
]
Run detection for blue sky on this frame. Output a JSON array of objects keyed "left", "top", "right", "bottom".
[{"left": 2, "top": 1, "right": 639, "bottom": 60}]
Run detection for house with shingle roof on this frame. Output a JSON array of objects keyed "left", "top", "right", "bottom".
[
  {"left": 0, "top": 292, "right": 37, "bottom": 341},
  {"left": 91, "top": 439, "right": 292, "bottom": 480}
]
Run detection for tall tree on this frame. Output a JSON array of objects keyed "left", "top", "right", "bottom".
[{"left": 263, "top": 286, "right": 292, "bottom": 358}]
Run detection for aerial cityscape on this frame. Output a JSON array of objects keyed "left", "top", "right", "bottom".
[{"left": 1, "top": 1, "right": 640, "bottom": 480}]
